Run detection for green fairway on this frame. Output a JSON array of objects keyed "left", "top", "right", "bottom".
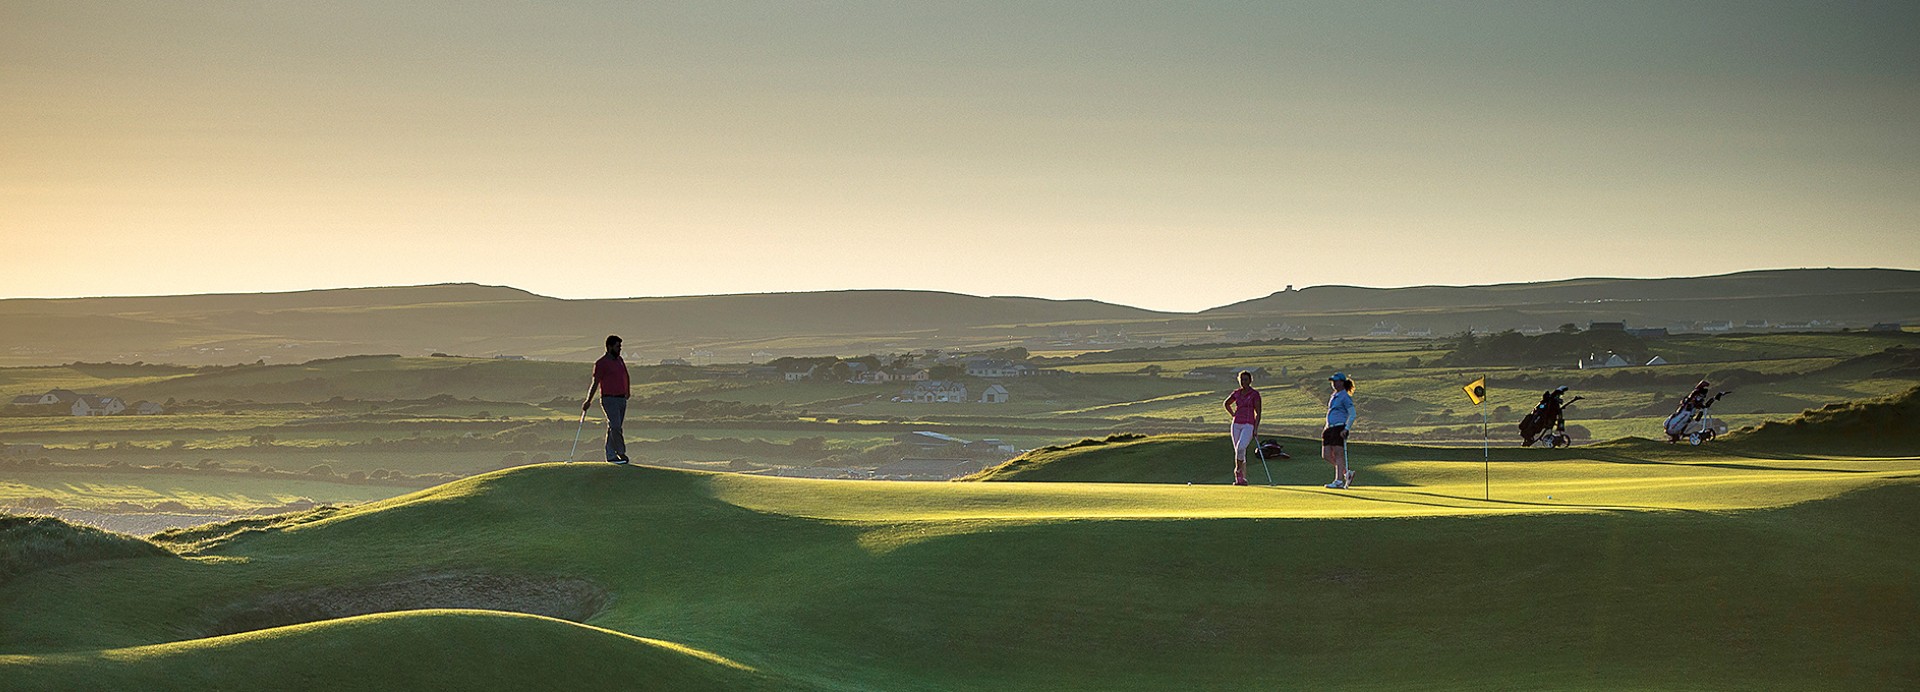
[{"left": 3, "top": 434, "right": 1916, "bottom": 691}]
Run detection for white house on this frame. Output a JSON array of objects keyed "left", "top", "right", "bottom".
[
  {"left": 71, "top": 395, "right": 126, "bottom": 416},
  {"left": 904, "top": 381, "right": 968, "bottom": 403},
  {"left": 133, "top": 400, "right": 166, "bottom": 415},
  {"left": 782, "top": 371, "right": 810, "bottom": 382},
  {"left": 1578, "top": 352, "right": 1631, "bottom": 369},
  {"left": 980, "top": 384, "right": 1009, "bottom": 404},
  {"left": 1645, "top": 356, "right": 1670, "bottom": 366}
]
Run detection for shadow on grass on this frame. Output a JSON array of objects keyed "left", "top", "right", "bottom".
[{"left": 1586, "top": 454, "right": 1876, "bottom": 474}]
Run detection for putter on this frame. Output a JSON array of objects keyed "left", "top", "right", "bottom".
[
  {"left": 566, "top": 409, "right": 588, "bottom": 463},
  {"left": 1259, "top": 451, "right": 1275, "bottom": 486}
]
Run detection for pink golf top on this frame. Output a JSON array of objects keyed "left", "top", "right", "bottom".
[{"left": 1227, "top": 388, "right": 1261, "bottom": 424}]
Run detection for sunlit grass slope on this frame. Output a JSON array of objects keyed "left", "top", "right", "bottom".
[
  {"left": 3, "top": 450, "right": 1917, "bottom": 690},
  {"left": 0, "top": 610, "right": 772, "bottom": 691}
]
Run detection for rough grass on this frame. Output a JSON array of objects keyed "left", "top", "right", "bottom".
[
  {"left": 1737, "top": 385, "right": 1920, "bottom": 452},
  {"left": 0, "top": 514, "right": 172, "bottom": 583}
]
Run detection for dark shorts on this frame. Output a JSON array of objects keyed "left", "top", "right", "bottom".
[{"left": 1322, "top": 426, "right": 1348, "bottom": 447}]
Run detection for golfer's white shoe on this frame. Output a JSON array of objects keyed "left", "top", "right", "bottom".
[{"left": 1324, "top": 480, "right": 1346, "bottom": 489}]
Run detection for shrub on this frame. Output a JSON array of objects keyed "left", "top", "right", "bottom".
[
  {"left": 0, "top": 514, "right": 171, "bottom": 582},
  {"left": 306, "top": 464, "right": 335, "bottom": 477}
]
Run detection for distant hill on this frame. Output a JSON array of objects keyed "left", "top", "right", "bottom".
[
  {"left": 0, "top": 268, "right": 1913, "bottom": 366},
  {"left": 1210, "top": 268, "right": 1920, "bottom": 315},
  {"left": 0, "top": 285, "right": 1168, "bottom": 365},
  {"left": 1206, "top": 268, "right": 1920, "bottom": 335}
]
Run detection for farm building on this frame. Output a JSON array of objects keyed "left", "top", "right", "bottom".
[
  {"left": 9, "top": 389, "right": 80, "bottom": 406},
  {"left": 895, "top": 431, "right": 969, "bottom": 448},
  {"left": 964, "top": 359, "right": 1024, "bottom": 378},
  {"left": 980, "top": 384, "right": 1009, "bottom": 404},
  {"left": 1578, "top": 352, "right": 1631, "bottom": 369}
]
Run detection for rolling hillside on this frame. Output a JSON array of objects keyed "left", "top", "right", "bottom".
[
  {"left": 0, "top": 269, "right": 1912, "bottom": 366},
  {"left": 3, "top": 443, "right": 1917, "bottom": 690}
]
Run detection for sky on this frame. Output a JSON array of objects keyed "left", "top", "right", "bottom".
[{"left": 2, "top": 1, "right": 1917, "bottom": 312}]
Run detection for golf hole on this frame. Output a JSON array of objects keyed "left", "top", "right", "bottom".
[{"left": 205, "top": 572, "right": 610, "bottom": 637}]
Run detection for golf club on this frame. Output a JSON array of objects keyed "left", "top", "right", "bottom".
[{"left": 566, "top": 408, "right": 587, "bottom": 463}]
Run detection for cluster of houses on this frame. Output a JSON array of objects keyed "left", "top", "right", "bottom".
[
  {"left": 7, "top": 389, "right": 164, "bottom": 416},
  {"left": 735, "top": 356, "right": 1064, "bottom": 404},
  {"left": 1365, "top": 319, "right": 1902, "bottom": 338},
  {"left": 1578, "top": 352, "right": 1670, "bottom": 369}
]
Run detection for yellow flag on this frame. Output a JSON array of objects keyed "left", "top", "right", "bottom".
[{"left": 1464, "top": 377, "right": 1486, "bottom": 405}]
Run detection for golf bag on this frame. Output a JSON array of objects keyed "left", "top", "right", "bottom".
[
  {"left": 1519, "top": 395, "right": 1581, "bottom": 448},
  {"left": 1665, "top": 391, "right": 1732, "bottom": 445},
  {"left": 1255, "top": 439, "right": 1290, "bottom": 461}
]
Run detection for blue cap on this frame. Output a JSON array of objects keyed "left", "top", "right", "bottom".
[{"left": 1329, "top": 372, "right": 1350, "bottom": 382}]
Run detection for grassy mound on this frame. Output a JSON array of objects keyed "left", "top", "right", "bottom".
[
  {"left": 0, "top": 609, "right": 774, "bottom": 691},
  {"left": 0, "top": 514, "right": 172, "bottom": 583},
  {"left": 1738, "top": 385, "right": 1920, "bottom": 451},
  {"left": 967, "top": 432, "right": 1633, "bottom": 484},
  {"left": 4, "top": 461, "right": 1917, "bottom": 690},
  {"left": 968, "top": 433, "right": 1327, "bottom": 483}
]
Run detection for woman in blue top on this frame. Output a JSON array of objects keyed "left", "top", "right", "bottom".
[{"left": 1323, "top": 373, "right": 1357, "bottom": 489}]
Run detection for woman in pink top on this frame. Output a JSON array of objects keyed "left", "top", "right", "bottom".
[{"left": 1223, "top": 370, "right": 1262, "bottom": 486}]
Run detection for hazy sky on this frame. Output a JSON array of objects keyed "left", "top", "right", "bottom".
[{"left": 3, "top": 1, "right": 1917, "bottom": 311}]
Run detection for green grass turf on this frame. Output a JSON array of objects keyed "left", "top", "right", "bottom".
[{"left": 2, "top": 435, "right": 1916, "bottom": 690}]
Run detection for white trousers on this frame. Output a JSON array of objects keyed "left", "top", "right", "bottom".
[{"left": 1230, "top": 423, "right": 1257, "bottom": 461}]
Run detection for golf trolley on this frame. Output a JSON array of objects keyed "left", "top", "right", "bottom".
[
  {"left": 1665, "top": 391, "right": 1732, "bottom": 445},
  {"left": 1519, "top": 395, "right": 1583, "bottom": 448}
]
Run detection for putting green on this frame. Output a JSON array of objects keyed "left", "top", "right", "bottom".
[{"left": 3, "top": 437, "right": 1916, "bottom": 690}]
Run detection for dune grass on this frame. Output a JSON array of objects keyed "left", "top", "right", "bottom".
[{"left": 0, "top": 514, "right": 171, "bottom": 583}]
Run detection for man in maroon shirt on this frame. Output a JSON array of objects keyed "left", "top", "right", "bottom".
[{"left": 583, "top": 335, "right": 631, "bottom": 464}]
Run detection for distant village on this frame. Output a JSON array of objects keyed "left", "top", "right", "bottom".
[
  {"left": 8, "top": 389, "right": 164, "bottom": 417},
  {"left": 730, "top": 356, "right": 1066, "bottom": 405}
]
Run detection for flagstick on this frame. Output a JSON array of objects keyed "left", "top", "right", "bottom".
[{"left": 1482, "top": 373, "right": 1490, "bottom": 501}]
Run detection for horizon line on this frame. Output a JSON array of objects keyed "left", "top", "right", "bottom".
[{"left": 0, "top": 265, "right": 1909, "bottom": 312}]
